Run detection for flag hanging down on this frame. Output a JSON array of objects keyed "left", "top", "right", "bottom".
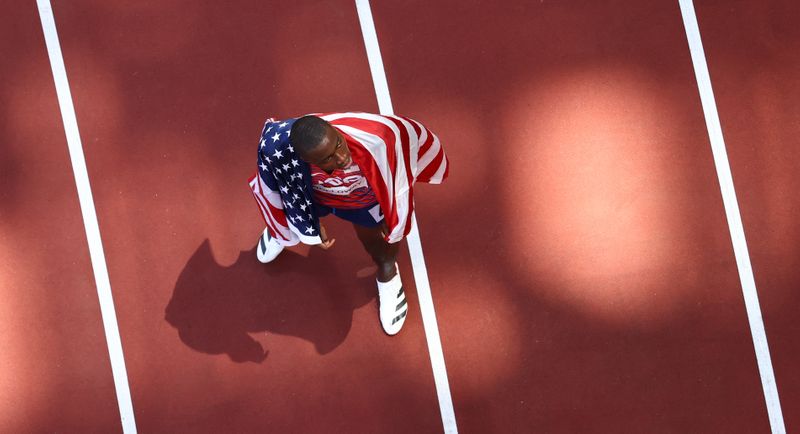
[
  {"left": 248, "top": 112, "right": 449, "bottom": 246},
  {"left": 249, "top": 117, "right": 321, "bottom": 245}
]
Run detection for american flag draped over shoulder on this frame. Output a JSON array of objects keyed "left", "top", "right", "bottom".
[{"left": 248, "top": 112, "right": 449, "bottom": 246}]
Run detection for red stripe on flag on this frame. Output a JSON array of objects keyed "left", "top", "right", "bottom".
[
  {"left": 256, "top": 180, "right": 289, "bottom": 233},
  {"left": 417, "top": 125, "right": 435, "bottom": 157},
  {"left": 441, "top": 154, "right": 450, "bottom": 181},
  {"left": 420, "top": 133, "right": 434, "bottom": 160},
  {"left": 252, "top": 174, "right": 289, "bottom": 241},
  {"left": 386, "top": 116, "right": 416, "bottom": 237},
  {"left": 386, "top": 116, "right": 413, "bottom": 192},
  {"left": 254, "top": 190, "right": 284, "bottom": 241},
  {"left": 263, "top": 193, "right": 288, "bottom": 227},
  {"left": 249, "top": 174, "right": 282, "bottom": 240},
  {"left": 400, "top": 116, "right": 422, "bottom": 139},
  {"left": 417, "top": 146, "right": 446, "bottom": 183},
  {"left": 251, "top": 172, "right": 288, "bottom": 228},
  {"left": 401, "top": 117, "right": 433, "bottom": 157}
]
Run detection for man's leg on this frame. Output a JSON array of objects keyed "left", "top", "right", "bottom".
[
  {"left": 352, "top": 223, "right": 400, "bottom": 282},
  {"left": 354, "top": 222, "right": 407, "bottom": 335}
]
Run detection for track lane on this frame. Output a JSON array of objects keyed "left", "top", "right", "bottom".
[
  {"left": 371, "top": 0, "right": 771, "bottom": 432},
  {"left": 0, "top": 2, "right": 120, "bottom": 432},
  {"left": 49, "top": 1, "right": 443, "bottom": 432},
  {"left": 694, "top": 1, "right": 800, "bottom": 431}
]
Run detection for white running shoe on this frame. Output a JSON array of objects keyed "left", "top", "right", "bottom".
[
  {"left": 377, "top": 270, "right": 408, "bottom": 335},
  {"left": 256, "top": 228, "right": 284, "bottom": 263}
]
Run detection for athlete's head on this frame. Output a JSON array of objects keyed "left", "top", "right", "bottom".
[{"left": 290, "top": 116, "right": 352, "bottom": 173}]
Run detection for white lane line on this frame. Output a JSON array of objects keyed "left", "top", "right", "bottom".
[
  {"left": 355, "top": 0, "right": 394, "bottom": 116},
  {"left": 678, "top": 1, "right": 785, "bottom": 433},
  {"left": 36, "top": 1, "right": 137, "bottom": 433},
  {"left": 354, "top": 1, "right": 457, "bottom": 433}
]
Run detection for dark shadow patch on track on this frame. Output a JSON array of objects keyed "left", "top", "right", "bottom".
[{"left": 165, "top": 239, "right": 374, "bottom": 363}]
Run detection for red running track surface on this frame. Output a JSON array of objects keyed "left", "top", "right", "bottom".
[
  {"left": 1, "top": 3, "right": 120, "bottom": 432},
  {"left": 1, "top": 0, "right": 798, "bottom": 432},
  {"left": 695, "top": 0, "right": 800, "bottom": 429}
]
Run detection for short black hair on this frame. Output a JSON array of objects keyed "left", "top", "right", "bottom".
[{"left": 290, "top": 115, "right": 329, "bottom": 156}]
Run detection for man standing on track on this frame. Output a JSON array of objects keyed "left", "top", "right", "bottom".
[{"left": 248, "top": 112, "right": 449, "bottom": 335}]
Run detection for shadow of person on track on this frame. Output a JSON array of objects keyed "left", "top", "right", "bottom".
[{"left": 165, "top": 239, "right": 375, "bottom": 363}]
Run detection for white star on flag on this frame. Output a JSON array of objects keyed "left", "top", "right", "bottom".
[
  {"left": 279, "top": 122, "right": 288, "bottom": 128},
  {"left": 280, "top": 186, "right": 289, "bottom": 194},
  {"left": 273, "top": 149, "right": 283, "bottom": 159},
  {"left": 304, "top": 226, "right": 314, "bottom": 234},
  {"left": 260, "top": 163, "right": 267, "bottom": 171},
  {"left": 271, "top": 132, "right": 281, "bottom": 142}
]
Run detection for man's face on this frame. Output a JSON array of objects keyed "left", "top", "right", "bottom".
[{"left": 300, "top": 124, "right": 353, "bottom": 173}]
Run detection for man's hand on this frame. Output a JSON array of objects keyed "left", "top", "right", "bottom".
[{"left": 319, "top": 224, "right": 336, "bottom": 250}]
